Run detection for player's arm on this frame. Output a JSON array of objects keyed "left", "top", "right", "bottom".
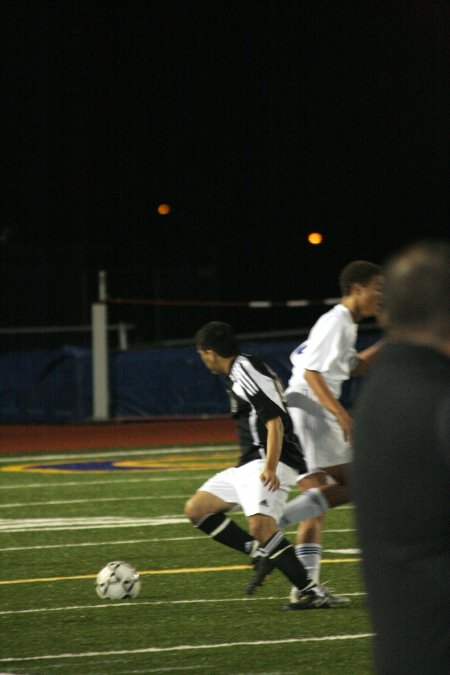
[
  {"left": 260, "top": 416, "right": 283, "bottom": 491},
  {"left": 304, "top": 369, "right": 352, "bottom": 441},
  {"left": 351, "top": 339, "right": 385, "bottom": 377}
]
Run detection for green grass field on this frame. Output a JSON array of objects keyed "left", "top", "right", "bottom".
[{"left": 0, "top": 443, "right": 375, "bottom": 674}]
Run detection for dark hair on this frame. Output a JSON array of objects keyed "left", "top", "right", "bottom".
[
  {"left": 382, "top": 240, "right": 450, "bottom": 340},
  {"left": 338, "top": 260, "right": 382, "bottom": 296},
  {"left": 195, "top": 321, "right": 239, "bottom": 357}
]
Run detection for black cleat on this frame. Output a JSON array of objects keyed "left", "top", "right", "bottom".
[{"left": 245, "top": 555, "right": 275, "bottom": 595}]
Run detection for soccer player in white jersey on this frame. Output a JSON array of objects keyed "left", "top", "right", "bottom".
[
  {"left": 185, "top": 321, "right": 330, "bottom": 608},
  {"left": 280, "top": 261, "right": 384, "bottom": 608}
]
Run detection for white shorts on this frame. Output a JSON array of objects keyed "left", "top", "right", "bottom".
[
  {"left": 197, "top": 458, "right": 298, "bottom": 522},
  {"left": 286, "top": 387, "right": 352, "bottom": 476}
]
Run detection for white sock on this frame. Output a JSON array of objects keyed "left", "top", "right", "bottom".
[
  {"left": 295, "top": 543, "right": 322, "bottom": 584},
  {"left": 278, "top": 488, "right": 329, "bottom": 528}
]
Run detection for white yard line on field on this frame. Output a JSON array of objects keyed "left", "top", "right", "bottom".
[
  {"left": 0, "top": 516, "right": 188, "bottom": 532},
  {"left": 0, "top": 495, "right": 190, "bottom": 508},
  {"left": 0, "top": 558, "right": 361, "bottom": 586},
  {"left": 0, "top": 592, "right": 366, "bottom": 616},
  {"left": 0, "top": 632, "right": 374, "bottom": 663},
  {"left": 0, "top": 516, "right": 355, "bottom": 534},
  {"left": 0, "top": 535, "right": 358, "bottom": 552},
  {"left": 0, "top": 494, "right": 353, "bottom": 511},
  {"left": 0, "top": 475, "right": 212, "bottom": 489},
  {"left": 0, "top": 534, "right": 203, "bottom": 551}
]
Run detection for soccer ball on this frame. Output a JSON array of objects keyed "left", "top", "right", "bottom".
[{"left": 95, "top": 561, "right": 141, "bottom": 600}]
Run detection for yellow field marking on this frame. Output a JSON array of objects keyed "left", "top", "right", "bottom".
[
  {"left": 1, "top": 451, "right": 239, "bottom": 474},
  {"left": 0, "top": 558, "right": 360, "bottom": 586},
  {"left": 118, "top": 453, "right": 236, "bottom": 467},
  {"left": 1, "top": 466, "right": 232, "bottom": 475}
]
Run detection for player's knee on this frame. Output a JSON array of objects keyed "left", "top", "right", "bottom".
[
  {"left": 184, "top": 496, "right": 202, "bottom": 524},
  {"left": 247, "top": 521, "right": 259, "bottom": 539},
  {"left": 248, "top": 517, "right": 276, "bottom": 544},
  {"left": 298, "top": 516, "right": 324, "bottom": 540}
]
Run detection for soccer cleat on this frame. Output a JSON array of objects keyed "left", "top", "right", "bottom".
[
  {"left": 284, "top": 583, "right": 328, "bottom": 610},
  {"left": 289, "top": 584, "right": 301, "bottom": 604},
  {"left": 245, "top": 555, "right": 275, "bottom": 595},
  {"left": 286, "top": 583, "right": 350, "bottom": 610},
  {"left": 318, "top": 585, "right": 351, "bottom": 606}
]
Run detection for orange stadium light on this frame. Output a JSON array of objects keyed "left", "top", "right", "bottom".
[
  {"left": 307, "top": 232, "right": 323, "bottom": 245},
  {"left": 157, "top": 203, "right": 171, "bottom": 215}
]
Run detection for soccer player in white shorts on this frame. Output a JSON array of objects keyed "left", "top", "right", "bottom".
[
  {"left": 185, "top": 321, "right": 332, "bottom": 609},
  {"left": 279, "top": 261, "right": 384, "bottom": 605},
  {"left": 198, "top": 458, "right": 297, "bottom": 525}
]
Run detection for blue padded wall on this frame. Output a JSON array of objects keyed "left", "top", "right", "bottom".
[
  {"left": 0, "top": 330, "right": 381, "bottom": 422},
  {"left": 0, "top": 347, "right": 92, "bottom": 423}
]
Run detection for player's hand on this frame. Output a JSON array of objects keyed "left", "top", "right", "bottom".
[
  {"left": 260, "top": 468, "right": 280, "bottom": 492},
  {"left": 336, "top": 409, "right": 352, "bottom": 442}
]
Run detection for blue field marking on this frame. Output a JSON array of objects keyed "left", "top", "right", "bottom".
[
  {"left": 35, "top": 460, "right": 153, "bottom": 472},
  {"left": 1, "top": 460, "right": 165, "bottom": 473}
]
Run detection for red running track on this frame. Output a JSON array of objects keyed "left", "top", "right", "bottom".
[{"left": 0, "top": 418, "right": 237, "bottom": 454}]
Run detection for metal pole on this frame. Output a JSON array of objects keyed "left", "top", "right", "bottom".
[
  {"left": 98, "top": 270, "right": 108, "bottom": 301},
  {"left": 92, "top": 302, "right": 109, "bottom": 421},
  {"left": 118, "top": 322, "right": 128, "bottom": 350}
]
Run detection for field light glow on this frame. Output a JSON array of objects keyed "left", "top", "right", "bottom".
[{"left": 308, "top": 232, "right": 323, "bottom": 245}]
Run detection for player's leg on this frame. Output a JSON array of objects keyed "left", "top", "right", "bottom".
[
  {"left": 280, "top": 396, "right": 351, "bottom": 530},
  {"left": 246, "top": 512, "right": 312, "bottom": 593},
  {"left": 284, "top": 390, "right": 351, "bottom": 607},
  {"left": 184, "top": 471, "right": 257, "bottom": 556},
  {"left": 295, "top": 516, "right": 324, "bottom": 583},
  {"left": 283, "top": 394, "right": 331, "bottom": 531},
  {"left": 239, "top": 461, "right": 328, "bottom": 606},
  {"left": 293, "top": 473, "right": 328, "bottom": 585},
  {"left": 285, "top": 466, "right": 351, "bottom": 607},
  {"left": 246, "top": 511, "right": 334, "bottom": 608},
  {"left": 325, "top": 462, "right": 349, "bottom": 486},
  {"left": 285, "top": 398, "right": 326, "bottom": 583},
  {"left": 279, "top": 474, "right": 348, "bottom": 528},
  {"left": 283, "top": 472, "right": 326, "bottom": 604}
]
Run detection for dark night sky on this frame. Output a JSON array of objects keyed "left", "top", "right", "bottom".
[{"left": 3, "top": 1, "right": 449, "bottom": 344}]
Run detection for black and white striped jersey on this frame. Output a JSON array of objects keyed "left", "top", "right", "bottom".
[{"left": 226, "top": 353, "right": 305, "bottom": 472}]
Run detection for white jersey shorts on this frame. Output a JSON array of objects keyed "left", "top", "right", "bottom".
[
  {"left": 197, "top": 458, "right": 298, "bottom": 522},
  {"left": 286, "top": 386, "right": 352, "bottom": 475}
]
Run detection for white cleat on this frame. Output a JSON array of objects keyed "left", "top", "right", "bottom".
[{"left": 289, "top": 583, "right": 351, "bottom": 607}]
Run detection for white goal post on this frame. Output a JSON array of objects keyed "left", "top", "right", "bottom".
[
  {"left": 91, "top": 271, "right": 136, "bottom": 421},
  {"left": 91, "top": 301, "right": 109, "bottom": 421},
  {"left": 92, "top": 271, "right": 109, "bottom": 421}
]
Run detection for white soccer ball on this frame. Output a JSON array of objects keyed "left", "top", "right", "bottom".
[{"left": 95, "top": 561, "right": 141, "bottom": 600}]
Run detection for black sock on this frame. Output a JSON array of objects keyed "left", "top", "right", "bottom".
[
  {"left": 260, "top": 532, "right": 309, "bottom": 590},
  {"left": 196, "top": 513, "right": 255, "bottom": 555}
]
